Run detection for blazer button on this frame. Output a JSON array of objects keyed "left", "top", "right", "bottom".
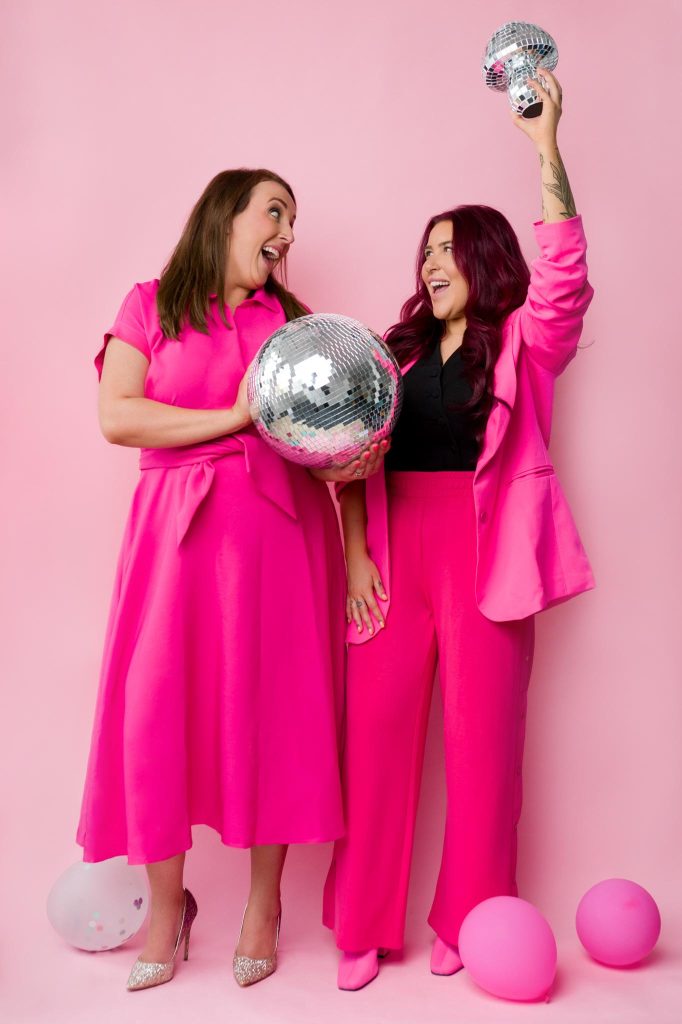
[{"left": 479, "top": 510, "right": 488, "bottom": 523}]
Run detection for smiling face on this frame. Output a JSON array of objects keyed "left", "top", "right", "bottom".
[
  {"left": 421, "top": 220, "right": 469, "bottom": 323},
  {"left": 225, "top": 179, "right": 297, "bottom": 298}
]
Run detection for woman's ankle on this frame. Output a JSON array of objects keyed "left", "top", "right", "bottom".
[{"left": 246, "top": 890, "right": 281, "bottom": 917}]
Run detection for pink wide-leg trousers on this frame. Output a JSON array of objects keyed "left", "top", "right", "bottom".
[{"left": 323, "top": 471, "right": 535, "bottom": 952}]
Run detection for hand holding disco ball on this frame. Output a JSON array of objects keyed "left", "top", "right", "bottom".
[
  {"left": 483, "top": 21, "right": 558, "bottom": 118},
  {"left": 247, "top": 314, "right": 403, "bottom": 470}
]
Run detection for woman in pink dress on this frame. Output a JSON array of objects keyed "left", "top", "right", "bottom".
[
  {"left": 322, "top": 71, "right": 595, "bottom": 989},
  {"left": 77, "top": 168, "right": 385, "bottom": 991}
]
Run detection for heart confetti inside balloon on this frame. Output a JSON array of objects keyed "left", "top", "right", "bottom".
[
  {"left": 47, "top": 857, "right": 149, "bottom": 952},
  {"left": 247, "top": 313, "right": 403, "bottom": 468}
]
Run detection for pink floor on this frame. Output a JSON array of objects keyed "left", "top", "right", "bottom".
[
  {"left": 5, "top": 833, "right": 681, "bottom": 1024},
  {"left": 6, "top": 680, "right": 682, "bottom": 1024}
]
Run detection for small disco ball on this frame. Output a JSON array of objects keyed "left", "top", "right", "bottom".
[
  {"left": 482, "top": 21, "right": 558, "bottom": 118},
  {"left": 247, "top": 313, "right": 403, "bottom": 468}
]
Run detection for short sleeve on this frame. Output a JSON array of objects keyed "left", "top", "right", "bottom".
[{"left": 95, "top": 284, "right": 153, "bottom": 379}]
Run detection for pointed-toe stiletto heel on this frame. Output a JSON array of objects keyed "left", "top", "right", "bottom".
[
  {"left": 232, "top": 905, "right": 281, "bottom": 987},
  {"left": 338, "top": 949, "right": 380, "bottom": 991},
  {"left": 126, "top": 888, "right": 198, "bottom": 991},
  {"left": 430, "top": 935, "right": 463, "bottom": 976}
]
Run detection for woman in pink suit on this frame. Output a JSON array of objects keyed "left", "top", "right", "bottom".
[
  {"left": 76, "top": 168, "right": 383, "bottom": 991},
  {"left": 323, "top": 71, "right": 595, "bottom": 989}
]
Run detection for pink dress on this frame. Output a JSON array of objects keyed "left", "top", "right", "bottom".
[{"left": 77, "top": 282, "right": 347, "bottom": 865}]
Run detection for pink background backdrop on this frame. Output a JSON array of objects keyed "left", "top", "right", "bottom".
[{"left": 3, "top": 1, "right": 681, "bottom": 1021}]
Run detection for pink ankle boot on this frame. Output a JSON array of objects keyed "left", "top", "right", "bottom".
[
  {"left": 338, "top": 949, "right": 379, "bottom": 991},
  {"left": 430, "top": 936, "right": 463, "bottom": 976}
]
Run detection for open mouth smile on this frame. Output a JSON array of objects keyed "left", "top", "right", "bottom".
[{"left": 261, "top": 245, "right": 282, "bottom": 265}]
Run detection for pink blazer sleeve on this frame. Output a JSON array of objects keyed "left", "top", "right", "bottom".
[{"left": 517, "top": 215, "right": 594, "bottom": 377}]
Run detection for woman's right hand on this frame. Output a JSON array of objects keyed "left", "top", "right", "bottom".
[
  {"left": 346, "top": 548, "right": 388, "bottom": 635},
  {"left": 231, "top": 367, "right": 254, "bottom": 431}
]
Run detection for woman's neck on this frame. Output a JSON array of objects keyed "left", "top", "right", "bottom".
[
  {"left": 224, "top": 281, "right": 251, "bottom": 313},
  {"left": 442, "top": 315, "right": 467, "bottom": 345}
]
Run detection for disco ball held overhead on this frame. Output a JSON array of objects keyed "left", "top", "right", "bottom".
[
  {"left": 482, "top": 22, "right": 558, "bottom": 118},
  {"left": 247, "top": 313, "right": 403, "bottom": 468}
]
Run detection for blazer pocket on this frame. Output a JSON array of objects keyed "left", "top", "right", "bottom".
[{"left": 507, "top": 465, "right": 556, "bottom": 484}]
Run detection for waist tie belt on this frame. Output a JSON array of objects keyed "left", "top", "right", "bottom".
[{"left": 139, "top": 430, "right": 298, "bottom": 545}]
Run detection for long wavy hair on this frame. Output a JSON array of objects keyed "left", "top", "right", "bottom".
[
  {"left": 386, "top": 204, "right": 530, "bottom": 446},
  {"left": 157, "top": 168, "right": 308, "bottom": 338}
]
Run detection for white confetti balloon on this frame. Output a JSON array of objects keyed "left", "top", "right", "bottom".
[{"left": 47, "top": 857, "right": 149, "bottom": 951}]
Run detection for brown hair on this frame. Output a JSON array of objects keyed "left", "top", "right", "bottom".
[{"left": 157, "top": 168, "right": 308, "bottom": 338}]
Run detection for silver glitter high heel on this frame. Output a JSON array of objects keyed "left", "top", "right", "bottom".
[
  {"left": 126, "top": 888, "right": 198, "bottom": 991},
  {"left": 232, "top": 905, "right": 281, "bottom": 987}
]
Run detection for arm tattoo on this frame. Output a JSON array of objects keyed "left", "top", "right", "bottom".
[{"left": 542, "top": 156, "right": 577, "bottom": 219}]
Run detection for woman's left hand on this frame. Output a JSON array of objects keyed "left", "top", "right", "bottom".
[
  {"left": 309, "top": 439, "right": 391, "bottom": 483},
  {"left": 510, "top": 67, "right": 562, "bottom": 149}
]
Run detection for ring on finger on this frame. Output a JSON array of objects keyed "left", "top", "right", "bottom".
[{"left": 355, "top": 599, "right": 364, "bottom": 608}]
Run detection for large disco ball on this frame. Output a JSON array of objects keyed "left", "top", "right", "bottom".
[
  {"left": 247, "top": 313, "right": 403, "bottom": 468},
  {"left": 47, "top": 857, "right": 149, "bottom": 951}
]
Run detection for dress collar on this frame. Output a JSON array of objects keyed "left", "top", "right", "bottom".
[
  {"left": 247, "top": 287, "right": 280, "bottom": 313},
  {"left": 208, "top": 287, "right": 280, "bottom": 314}
]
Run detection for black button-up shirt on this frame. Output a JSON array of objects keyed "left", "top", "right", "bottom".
[{"left": 385, "top": 342, "right": 480, "bottom": 472}]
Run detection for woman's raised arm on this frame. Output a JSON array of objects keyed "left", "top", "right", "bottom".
[
  {"left": 509, "top": 71, "right": 594, "bottom": 375},
  {"left": 510, "top": 67, "right": 577, "bottom": 224}
]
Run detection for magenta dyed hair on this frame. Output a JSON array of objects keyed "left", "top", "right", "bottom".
[{"left": 385, "top": 204, "right": 530, "bottom": 444}]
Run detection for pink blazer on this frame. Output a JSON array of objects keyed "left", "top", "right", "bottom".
[{"left": 346, "top": 214, "right": 595, "bottom": 644}]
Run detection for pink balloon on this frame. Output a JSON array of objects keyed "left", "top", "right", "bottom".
[
  {"left": 576, "top": 879, "right": 661, "bottom": 967},
  {"left": 459, "top": 896, "right": 557, "bottom": 1001}
]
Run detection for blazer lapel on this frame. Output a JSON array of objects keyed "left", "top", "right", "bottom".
[{"left": 475, "top": 313, "right": 521, "bottom": 476}]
